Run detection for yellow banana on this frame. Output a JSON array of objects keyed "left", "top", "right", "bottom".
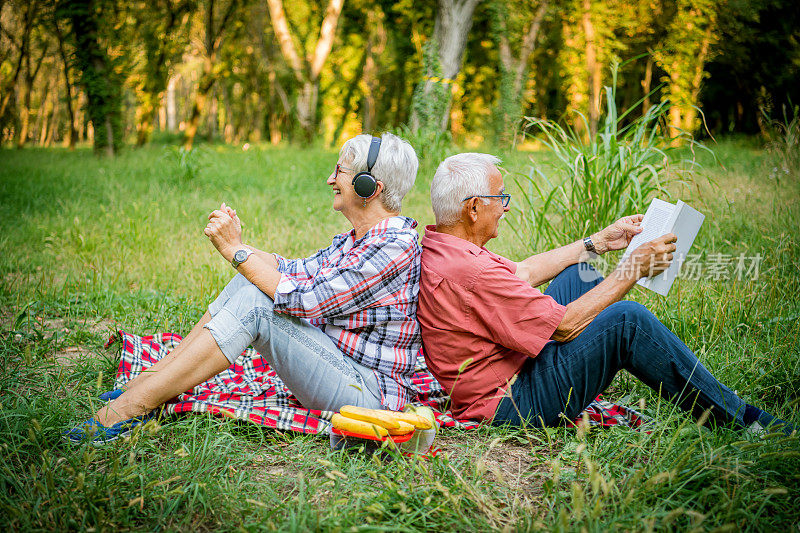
[
  {"left": 331, "top": 413, "right": 388, "bottom": 437},
  {"left": 392, "top": 410, "right": 433, "bottom": 430},
  {"left": 338, "top": 405, "right": 401, "bottom": 430},
  {"left": 387, "top": 419, "right": 416, "bottom": 435}
]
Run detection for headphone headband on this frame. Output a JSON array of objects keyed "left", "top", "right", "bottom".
[{"left": 366, "top": 136, "right": 381, "bottom": 173}]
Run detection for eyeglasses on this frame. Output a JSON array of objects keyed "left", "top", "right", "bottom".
[
  {"left": 335, "top": 164, "right": 356, "bottom": 179},
  {"left": 462, "top": 194, "right": 512, "bottom": 207}
]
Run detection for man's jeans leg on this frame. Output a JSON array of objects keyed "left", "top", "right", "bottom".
[
  {"left": 543, "top": 262, "right": 604, "bottom": 305},
  {"left": 495, "top": 265, "right": 748, "bottom": 428},
  {"left": 204, "top": 275, "right": 383, "bottom": 412}
]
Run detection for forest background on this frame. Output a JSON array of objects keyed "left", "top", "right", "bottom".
[{"left": 2, "top": 0, "right": 799, "bottom": 154}]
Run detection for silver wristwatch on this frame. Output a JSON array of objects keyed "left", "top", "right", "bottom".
[
  {"left": 231, "top": 248, "right": 254, "bottom": 268},
  {"left": 583, "top": 236, "right": 597, "bottom": 255}
]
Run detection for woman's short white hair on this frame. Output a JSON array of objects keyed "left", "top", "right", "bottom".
[
  {"left": 339, "top": 132, "right": 419, "bottom": 212},
  {"left": 431, "top": 153, "right": 501, "bottom": 226}
]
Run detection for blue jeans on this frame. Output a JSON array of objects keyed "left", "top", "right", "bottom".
[{"left": 493, "top": 263, "right": 748, "bottom": 428}]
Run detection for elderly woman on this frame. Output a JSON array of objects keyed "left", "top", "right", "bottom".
[{"left": 67, "top": 133, "right": 422, "bottom": 444}]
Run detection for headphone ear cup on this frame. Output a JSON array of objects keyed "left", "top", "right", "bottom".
[{"left": 352, "top": 172, "right": 378, "bottom": 198}]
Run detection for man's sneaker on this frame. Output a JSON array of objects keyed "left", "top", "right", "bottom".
[
  {"left": 98, "top": 389, "right": 124, "bottom": 401},
  {"left": 746, "top": 410, "right": 796, "bottom": 438},
  {"left": 63, "top": 415, "right": 149, "bottom": 446}
]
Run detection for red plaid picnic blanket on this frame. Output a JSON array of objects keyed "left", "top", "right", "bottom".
[{"left": 106, "top": 331, "right": 649, "bottom": 433}]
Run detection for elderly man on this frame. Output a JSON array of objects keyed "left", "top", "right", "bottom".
[{"left": 417, "top": 152, "right": 792, "bottom": 434}]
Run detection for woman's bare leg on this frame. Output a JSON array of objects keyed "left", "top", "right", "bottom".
[
  {"left": 95, "top": 327, "right": 230, "bottom": 426},
  {"left": 116, "top": 312, "right": 213, "bottom": 391}
]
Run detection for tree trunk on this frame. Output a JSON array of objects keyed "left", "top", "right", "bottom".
[
  {"left": 411, "top": 0, "right": 480, "bottom": 132},
  {"left": 135, "top": 92, "right": 158, "bottom": 146},
  {"left": 184, "top": 58, "right": 215, "bottom": 149},
  {"left": 38, "top": 77, "right": 55, "bottom": 145},
  {"left": 582, "top": 0, "right": 600, "bottom": 138},
  {"left": 53, "top": 15, "right": 76, "bottom": 149},
  {"left": 494, "top": 0, "right": 549, "bottom": 144},
  {"left": 362, "top": 7, "right": 387, "bottom": 133},
  {"left": 182, "top": 0, "right": 240, "bottom": 148},
  {"left": 44, "top": 92, "right": 58, "bottom": 147},
  {"left": 685, "top": 27, "right": 713, "bottom": 133},
  {"left": 265, "top": 0, "right": 345, "bottom": 141},
  {"left": 207, "top": 86, "right": 218, "bottom": 142},
  {"left": 296, "top": 80, "right": 319, "bottom": 140},
  {"left": 166, "top": 76, "right": 177, "bottom": 131},
  {"left": 68, "top": 0, "right": 123, "bottom": 155},
  {"left": 641, "top": 54, "right": 653, "bottom": 114},
  {"left": 16, "top": 85, "right": 30, "bottom": 148},
  {"left": 334, "top": 50, "right": 367, "bottom": 143}
]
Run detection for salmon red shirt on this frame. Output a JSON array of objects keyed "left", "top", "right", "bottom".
[{"left": 417, "top": 226, "right": 567, "bottom": 421}]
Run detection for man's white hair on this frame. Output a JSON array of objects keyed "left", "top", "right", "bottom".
[
  {"left": 431, "top": 153, "right": 502, "bottom": 226},
  {"left": 339, "top": 132, "right": 419, "bottom": 212}
]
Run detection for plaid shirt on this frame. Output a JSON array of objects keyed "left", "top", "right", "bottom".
[{"left": 271, "top": 216, "right": 422, "bottom": 411}]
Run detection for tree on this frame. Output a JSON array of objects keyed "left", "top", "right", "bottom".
[
  {"left": 52, "top": 6, "right": 77, "bottom": 148},
  {"left": 58, "top": 0, "right": 124, "bottom": 156},
  {"left": 701, "top": 0, "right": 800, "bottom": 135},
  {"left": 653, "top": 0, "right": 719, "bottom": 140},
  {"left": 265, "top": 0, "right": 345, "bottom": 141},
  {"left": 491, "top": 0, "right": 549, "bottom": 144},
  {"left": 127, "top": 0, "right": 194, "bottom": 146},
  {"left": 15, "top": 1, "right": 50, "bottom": 148},
  {"left": 410, "top": 0, "right": 481, "bottom": 133},
  {"left": 183, "top": 0, "right": 240, "bottom": 149}
]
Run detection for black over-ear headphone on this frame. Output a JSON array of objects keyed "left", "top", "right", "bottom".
[{"left": 352, "top": 136, "right": 381, "bottom": 199}]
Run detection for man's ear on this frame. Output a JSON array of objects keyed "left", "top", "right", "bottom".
[{"left": 463, "top": 198, "right": 480, "bottom": 223}]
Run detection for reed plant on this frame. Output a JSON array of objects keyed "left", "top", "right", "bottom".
[{"left": 765, "top": 103, "right": 800, "bottom": 183}]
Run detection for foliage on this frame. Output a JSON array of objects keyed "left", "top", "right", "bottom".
[
  {"left": 405, "top": 40, "right": 453, "bottom": 161},
  {"left": 0, "top": 143, "right": 799, "bottom": 530},
  {"left": 509, "top": 61, "right": 710, "bottom": 251},
  {"left": 1, "top": 0, "right": 799, "bottom": 149},
  {"left": 652, "top": 0, "right": 719, "bottom": 135},
  {"left": 57, "top": 0, "right": 125, "bottom": 155},
  {"left": 703, "top": 0, "right": 800, "bottom": 135},
  {"left": 409, "top": 41, "right": 451, "bottom": 136},
  {"left": 164, "top": 145, "right": 206, "bottom": 181}
]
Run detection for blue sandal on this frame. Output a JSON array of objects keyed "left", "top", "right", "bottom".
[
  {"left": 98, "top": 389, "right": 124, "bottom": 401},
  {"left": 63, "top": 415, "right": 150, "bottom": 446}
]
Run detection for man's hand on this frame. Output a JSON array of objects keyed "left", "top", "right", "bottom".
[
  {"left": 622, "top": 233, "right": 677, "bottom": 280},
  {"left": 593, "top": 214, "right": 643, "bottom": 254},
  {"left": 205, "top": 202, "right": 243, "bottom": 261}
]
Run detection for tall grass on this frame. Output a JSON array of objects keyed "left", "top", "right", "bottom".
[
  {"left": 509, "top": 62, "right": 711, "bottom": 251},
  {"left": 765, "top": 103, "right": 800, "bottom": 183}
]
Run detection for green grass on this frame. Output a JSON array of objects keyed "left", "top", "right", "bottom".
[{"left": 0, "top": 140, "right": 799, "bottom": 531}]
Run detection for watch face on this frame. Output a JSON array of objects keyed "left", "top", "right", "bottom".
[{"left": 234, "top": 250, "right": 248, "bottom": 263}]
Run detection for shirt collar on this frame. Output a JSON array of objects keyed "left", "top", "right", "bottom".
[
  {"left": 351, "top": 216, "right": 418, "bottom": 242},
  {"left": 422, "top": 225, "right": 486, "bottom": 257}
]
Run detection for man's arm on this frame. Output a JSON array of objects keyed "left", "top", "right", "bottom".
[
  {"left": 515, "top": 215, "right": 644, "bottom": 287},
  {"left": 551, "top": 233, "right": 676, "bottom": 342},
  {"left": 515, "top": 238, "right": 594, "bottom": 287}
]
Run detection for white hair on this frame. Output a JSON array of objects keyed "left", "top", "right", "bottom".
[
  {"left": 339, "top": 132, "right": 419, "bottom": 212},
  {"left": 431, "top": 153, "right": 502, "bottom": 226}
]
